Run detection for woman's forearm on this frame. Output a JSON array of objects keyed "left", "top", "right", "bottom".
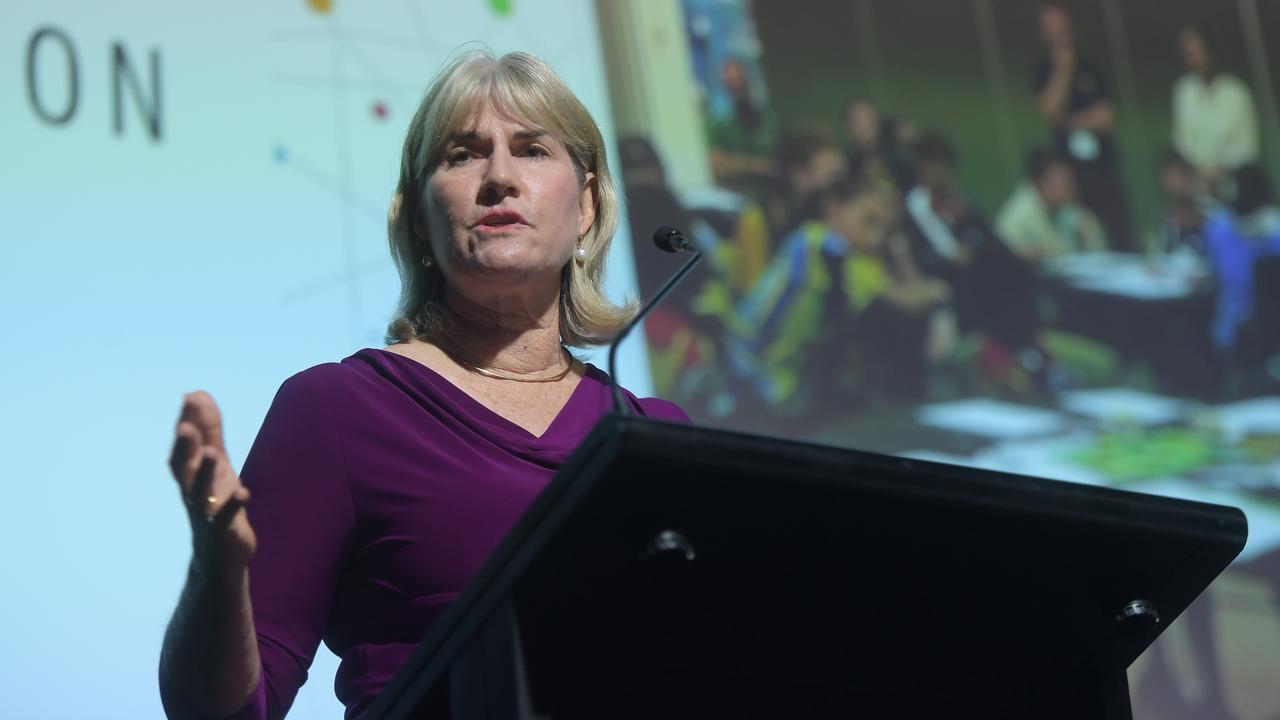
[{"left": 161, "top": 559, "right": 261, "bottom": 717}]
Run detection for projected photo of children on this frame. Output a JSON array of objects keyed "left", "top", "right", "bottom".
[{"left": 596, "top": 0, "right": 1280, "bottom": 717}]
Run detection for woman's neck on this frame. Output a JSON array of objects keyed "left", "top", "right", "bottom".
[{"left": 436, "top": 286, "right": 567, "bottom": 376}]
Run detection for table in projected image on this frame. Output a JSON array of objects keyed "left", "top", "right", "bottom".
[
  {"left": 1045, "top": 252, "right": 1210, "bottom": 300},
  {"left": 910, "top": 392, "right": 1280, "bottom": 562},
  {"left": 1041, "top": 253, "right": 1218, "bottom": 395}
]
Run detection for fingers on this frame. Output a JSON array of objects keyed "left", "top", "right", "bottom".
[
  {"left": 173, "top": 392, "right": 247, "bottom": 534},
  {"left": 171, "top": 390, "right": 225, "bottom": 496},
  {"left": 169, "top": 421, "right": 203, "bottom": 492},
  {"left": 210, "top": 487, "right": 251, "bottom": 530},
  {"left": 189, "top": 448, "right": 219, "bottom": 517},
  {"left": 188, "top": 448, "right": 250, "bottom": 525},
  {"left": 179, "top": 391, "right": 226, "bottom": 453}
]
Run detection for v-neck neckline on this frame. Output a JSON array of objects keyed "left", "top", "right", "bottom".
[{"left": 366, "top": 347, "right": 596, "bottom": 443}]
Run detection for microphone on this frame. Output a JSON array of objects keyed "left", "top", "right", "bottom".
[
  {"left": 653, "top": 225, "right": 694, "bottom": 253},
  {"left": 607, "top": 226, "right": 703, "bottom": 414}
]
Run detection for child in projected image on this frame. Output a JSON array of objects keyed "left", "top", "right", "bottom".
[
  {"left": 906, "top": 133, "right": 1050, "bottom": 394},
  {"left": 843, "top": 98, "right": 916, "bottom": 192},
  {"left": 1152, "top": 148, "right": 1208, "bottom": 257},
  {"left": 727, "top": 173, "right": 950, "bottom": 427},
  {"left": 1205, "top": 164, "right": 1280, "bottom": 362},
  {"left": 706, "top": 57, "right": 780, "bottom": 195},
  {"left": 728, "top": 132, "right": 849, "bottom": 294},
  {"left": 997, "top": 146, "right": 1108, "bottom": 263}
]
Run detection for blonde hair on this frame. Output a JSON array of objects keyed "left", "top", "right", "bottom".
[{"left": 385, "top": 48, "right": 635, "bottom": 347}]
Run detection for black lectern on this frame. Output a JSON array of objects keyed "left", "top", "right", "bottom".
[{"left": 364, "top": 416, "right": 1246, "bottom": 719}]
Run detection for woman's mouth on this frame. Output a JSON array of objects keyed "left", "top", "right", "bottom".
[{"left": 473, "top": 210, "right": 529, "bottom": 233}]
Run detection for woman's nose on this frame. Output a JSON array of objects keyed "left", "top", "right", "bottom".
[{"left": 480, "top": 148, "right": 520, "bottom": 200}]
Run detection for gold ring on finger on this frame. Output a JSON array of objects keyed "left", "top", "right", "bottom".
[{"left": 205, "top": 495, "right": 218, "bottom": 522}]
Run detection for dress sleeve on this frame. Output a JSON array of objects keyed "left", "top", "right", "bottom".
[
  {"left": 161, "top": 368, "right": 357, "bottom": 720},
  {"left": 243, "top": 368, "right": 357, "bottom": 719}
]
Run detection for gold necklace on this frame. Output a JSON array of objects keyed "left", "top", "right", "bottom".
[{"left": 433, "top": 328, "right": 576, "bottom": 384}]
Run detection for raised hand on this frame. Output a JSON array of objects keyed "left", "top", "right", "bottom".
[{"left": 169, "top": 392, "right": 257, "bottom": 573}]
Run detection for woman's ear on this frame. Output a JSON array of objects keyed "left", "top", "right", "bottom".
[{"left": 577, "top": 171, "right": 597, "bottom": 238}]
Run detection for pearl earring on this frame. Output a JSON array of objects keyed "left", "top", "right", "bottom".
[{"left": 574, "top": 235, "right": 587, "bottom": 265}]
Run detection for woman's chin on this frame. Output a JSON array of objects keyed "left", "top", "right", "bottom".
[{"left": 460, "top": 255, "right": 564, "bottom": 283}]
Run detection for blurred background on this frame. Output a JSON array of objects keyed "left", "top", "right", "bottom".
[{"left": 2, "top": 1, "right": 1278, "bottom": 718}]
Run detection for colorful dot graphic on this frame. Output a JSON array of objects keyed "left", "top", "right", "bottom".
[{"left": 306, "top": 0, "right": 333, "bottom": 14}]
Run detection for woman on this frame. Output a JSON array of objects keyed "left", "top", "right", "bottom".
[
  {"left": 159, "top": 50, "right": 687, "bottom": 720},
  {"left": 1172, "top": 25, "right": 1260, "bottom": 190}
]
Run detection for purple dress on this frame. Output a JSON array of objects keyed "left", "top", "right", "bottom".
[{"left": 160, "top": 348, "right": 689, "bottom": 719}]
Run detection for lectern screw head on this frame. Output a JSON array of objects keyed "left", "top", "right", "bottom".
[
  {"left": 641, "top": 529, "right": 696, "bottom": 562},
  {"left": 1116, "top": 599, "right": 1160, "bottom": 630}
]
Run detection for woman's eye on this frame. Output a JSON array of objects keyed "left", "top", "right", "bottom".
[
  {"left": 524, "top": 145, "right": 550, "bottom": 158},
  {"left": 446, "top": 148, "right": 472, "bottom": 164}
]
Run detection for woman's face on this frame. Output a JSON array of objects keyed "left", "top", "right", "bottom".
[{"left": 423, "top": 102, "right": 594, "bottom": 297}]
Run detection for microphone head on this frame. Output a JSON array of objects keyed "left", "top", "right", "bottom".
[{"left": 652, "top": 226, "right": 691, "bottom": 254}]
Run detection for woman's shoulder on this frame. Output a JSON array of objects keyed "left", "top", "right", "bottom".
[
  {"left": 269, "top": 348, "right": 411, "bottom": 409},
  {"left": 276, "top": 350, "right": 365, "bottom": 388}
]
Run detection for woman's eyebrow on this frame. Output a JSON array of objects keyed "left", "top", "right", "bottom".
[{"left": 447, "top": 129, "right": 546, "bottom": 143}]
